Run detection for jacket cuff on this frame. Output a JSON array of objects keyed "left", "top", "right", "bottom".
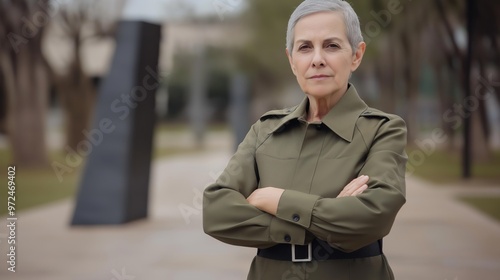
[
  {"left": 276, "top": 190, "right": 320, "bottom": 229},
  {"left": 269, "top": 216, "right": 307, "bottom": 245}
]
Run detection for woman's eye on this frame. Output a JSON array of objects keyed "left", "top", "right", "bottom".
[
  {"left": 327, "top": 44, "right": 340, "bottom": 49},
  {"left": 298, "top": 45, "right": 310, "bottom": 51}
]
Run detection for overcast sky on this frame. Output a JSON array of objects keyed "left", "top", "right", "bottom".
[
  {"left": 57, "top": 0, "right": 246, "bottom": 23},
  {"left": 122, "top": 0, "right": 247, "bottom": 22}
]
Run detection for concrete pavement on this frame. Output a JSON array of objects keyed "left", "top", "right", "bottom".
[
  {"left": 1, "top": 136, "right": 500, "bottom": 279},
  {"left": 0, "top": 149, "right": 253, "bottom": 280},
  {"left": 385, "top": 176, "right": 500, "bottom": 280}
]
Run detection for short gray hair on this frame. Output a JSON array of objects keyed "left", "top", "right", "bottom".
[{"left": 286, "top": 0, "right": 363, "bottom": 54}]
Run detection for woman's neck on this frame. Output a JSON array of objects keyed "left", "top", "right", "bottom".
[
  {"left": 307, "top": 98, "right": 333, "bottom": 122},
  {"left": 306, "top": 86, "right": 348, "bottom": 122}
]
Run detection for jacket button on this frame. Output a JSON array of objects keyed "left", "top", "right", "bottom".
[
  {"left": 292, "top": 214, "right": 300, "bottom": 222},
  {"left": 284, "top": 234, "right": 291, "bottom": 242}
]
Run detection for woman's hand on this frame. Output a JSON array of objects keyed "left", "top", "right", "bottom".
[
  {"left": 337, "top": 175, "right": 369, "bottom": 198},
  {"left": 247, "top": 187, "right": 284, "bottom": 216}
]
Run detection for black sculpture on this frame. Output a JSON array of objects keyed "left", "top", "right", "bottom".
[{"left": 71, "top": 20, "right": 162, "bottom": 225}]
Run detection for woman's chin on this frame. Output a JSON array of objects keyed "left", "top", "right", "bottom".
[{"left": 303, "top": 83, "right": 347, "bottom": 99}]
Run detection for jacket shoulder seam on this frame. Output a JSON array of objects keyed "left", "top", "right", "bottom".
[{"left": 259, "top": 105, "right": 298, "bottom": 121}]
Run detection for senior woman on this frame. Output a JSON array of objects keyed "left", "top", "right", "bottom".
[{"left": 203, "top": 0, "right": 407, "bottom": 279}]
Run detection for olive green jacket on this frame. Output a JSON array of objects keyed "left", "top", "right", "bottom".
[{"left": 203, "top": 85, "right": 407, "bottom": 280}]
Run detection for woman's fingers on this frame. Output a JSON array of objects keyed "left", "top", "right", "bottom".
[
  {"left": 338, "top": 178, "right": 359, "bottom": 197},
  {"left": 337, "top": 175, "right": 369, "bottom": 197},
  {"left": 351, "top": 184, "right": 368, "bottom": 196},
  {"left": 339, "top": 176, "right": 366, "bottom": 196}
]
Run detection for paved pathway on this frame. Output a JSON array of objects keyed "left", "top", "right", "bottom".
[
  {"left": 1, "top": 141, "right": 499, "bottom": 279},
  {"left": 385, "top": 176, "right": 500, "bottom": 280}
]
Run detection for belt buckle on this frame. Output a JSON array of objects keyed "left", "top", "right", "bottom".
[{"left": 291, "top": 243, "right": 312, "bottom": 262}]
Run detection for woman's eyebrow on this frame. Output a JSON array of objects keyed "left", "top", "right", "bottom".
[
  {"left": 323, "top": 37, "right": 343, "bottom": 42},
  {"left": 295, "top": 37, "right": 344, "bottom": 44},
  {"left": 295, "top": 39, "right": 311, "bottom": 44}
]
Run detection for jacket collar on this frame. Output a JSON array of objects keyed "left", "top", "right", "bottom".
[{"left": 267, "top": 84, "right": 368, "bottom": 142}]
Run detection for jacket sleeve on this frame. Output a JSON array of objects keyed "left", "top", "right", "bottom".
[
  {"left": 203, "top": 121, "right": 309, "bottom": 248},
  {"left": 274, "top": 116, "right": 407, "bottom": 252}
]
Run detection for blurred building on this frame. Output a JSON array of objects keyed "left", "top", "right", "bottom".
[{"left": 43, "top": 18, "right": 248, "bottom": 78}]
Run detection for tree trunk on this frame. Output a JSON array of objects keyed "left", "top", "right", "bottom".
[
  {"left": 54, "top": 37, "right": 96, "bottom": 152},
  {"left": 1, "top": 47, "right": 49, "bottom": 167},
  {"left": 0, "top": 1, "right": 50, "bottom": 167},
  {"left": 400, "top": 30, "right": 421, "bottom": 144},
  {"left": 470, "top": 64, "right": 492, "bottom": 162},
  {"left": 433, "top": 26, "right": 457, "bottom": 151}
]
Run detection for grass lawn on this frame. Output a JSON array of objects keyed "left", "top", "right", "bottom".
[
  {"left": 406, "top": 146, "right": 500, "bottom": 223},
  {"left": 1, "top": 168, "right": 80, "bottom": 216},
  {"left": 406, "top": 147, "right": 500, "bottom": 184},
  {"left": 0, "top": 149, "right": 80, "bottom": 216},
  {"left": 459, "top": 196, "right": 500, "bottom": 223}
]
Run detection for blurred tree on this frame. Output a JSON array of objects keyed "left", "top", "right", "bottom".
[
  {"left": 363, "top": 0, "right": 499, "bottom": 162},
  {"left": 359, "top": 0, "right": 432, "bottom": 142},
  {"left": 469, "top": 0, "right": 500, "bottom": 162},
  {"left": 50, "top": 0, "right": 123, "bottom": 153},
  {"left": 0, "top": 0, "right": 51, "bottom": 167},
  {"left": 242, "top": 0, "right": 301, "bottom": 86},
  {"left": 435, "top": 0, "right": 500, "bottom": 163},
  {"left": 237, "top": 0, "right": 302, "bottom": 113}
]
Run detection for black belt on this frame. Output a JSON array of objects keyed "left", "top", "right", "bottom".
[{"left": 257, "top": 239, "right": 382, "bottom": 262}]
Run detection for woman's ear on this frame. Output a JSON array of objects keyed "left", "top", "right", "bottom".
[
  {"left": 350, "top": 42, "right": 366, "bottom": 72},
  {"left": 286, "top": 48, "right": 297, "bottom": 76}
]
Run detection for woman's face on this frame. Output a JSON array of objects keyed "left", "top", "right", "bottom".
[{"left": 286, "top": 12, "right": 365, "bottom": 99}]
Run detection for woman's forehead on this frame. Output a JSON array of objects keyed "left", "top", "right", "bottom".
[{"left": 294, "top": 11, "right": 347, "bottom": 41}]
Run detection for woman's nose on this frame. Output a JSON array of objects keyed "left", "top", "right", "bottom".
[{"left": 312, "top": 50, "right": 325, "bottom": 67}]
